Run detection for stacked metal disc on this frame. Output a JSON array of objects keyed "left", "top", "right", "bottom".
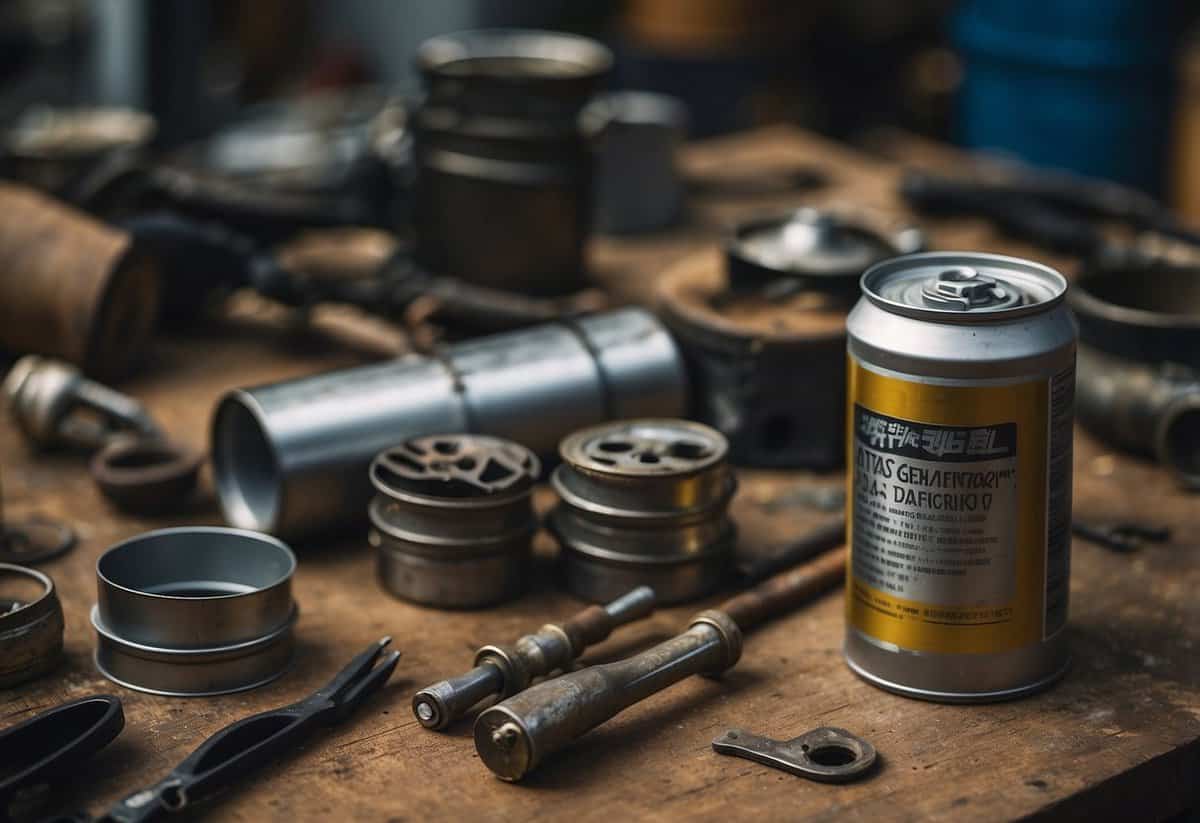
[
  {"left": 369, "top": 434, "right": 540, "bottom": 609},
  {"left": 549, "top": 419, "right": 736, "bottom": 604}
]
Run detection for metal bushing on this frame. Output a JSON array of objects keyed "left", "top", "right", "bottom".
[
  {"left": 92, "top": 527, "right": 298, "bottom": 696},
  {"left": 0, "top": 564, "right": 64, "bottom": 687},
  {"left": 370, "top": 434, "right": 540, "bottom": 609},
  {"left": 550, "top": 419, "right": 736, "bottom": 604}
]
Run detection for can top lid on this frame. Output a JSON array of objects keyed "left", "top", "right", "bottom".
[{"left": 861, "top": 251, "right": 1067, "bottom": 321}]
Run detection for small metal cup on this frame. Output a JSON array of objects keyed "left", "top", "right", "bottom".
[{"left": 92, "top": 527, "right": 298, "bottom": 696}]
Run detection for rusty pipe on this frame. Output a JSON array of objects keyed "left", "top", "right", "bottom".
[
  {"left": 474, "top": 547, "right": 847, "bottom": 781},
  {"left": 0, "top": 184, "right": 159, "bottom": 380}
]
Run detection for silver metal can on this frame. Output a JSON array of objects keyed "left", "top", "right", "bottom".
[{"left": 844, "top": 252, "right": 1076, "bottom": 702}]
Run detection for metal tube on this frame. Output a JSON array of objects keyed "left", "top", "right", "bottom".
[
  {"left": 211, "top": 308, "right": 687, "bottom": 538},
  {"left": 1076, "top": 344, "right": 1200, "bottom": 489},
  {"left": 474, "top": 547, "right": 846, "bottom": 781}
]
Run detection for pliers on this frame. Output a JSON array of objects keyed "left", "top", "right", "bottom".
[{"left": 71, "top": 637, "right": 399, "bottom": 823}]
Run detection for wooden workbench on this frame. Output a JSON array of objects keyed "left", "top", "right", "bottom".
[{"left": 4, "top": 126, "right": 1199, "bottom": 822}]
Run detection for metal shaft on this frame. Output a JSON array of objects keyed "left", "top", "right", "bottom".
[
  {"left": 414, "top": 586, "right": 656, "bottom": 730},
  {"left": 474, "top": 547, "right": 847, "bottom": 781}
]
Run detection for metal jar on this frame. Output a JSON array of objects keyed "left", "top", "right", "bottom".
[
  {"left": 413, "top": 29, "right": 612, "bottom": 295},
  {"left": 0, "top": 563, "right": 64, "bottom": 687},
  {"left": 844, "top": 252, "right": 1076, "bottom": 702},
  {"left": 370, "top": 434, "right": 540, "bottom": 609},
  {"left": 549, "top": 419, "right": 736, "bottom": 604},
  {"left": 92, "top": 527, "right": 298, "bottom": 696},
  {"left": 211, "top": 307, "right": 687, "bottom": 540}
]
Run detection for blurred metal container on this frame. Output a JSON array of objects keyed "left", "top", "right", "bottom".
[
  {"left": 582, "top": 91, "right": 689, "bottom": 235},
  {"left": 91, "top": 527, "right": 297, "bottom": 696},
  {"left": 211, "top": 307, "right": 687, "bottom": 540},
  {"left": 413, "top": 29, "right": 611, "bottom": 295}
]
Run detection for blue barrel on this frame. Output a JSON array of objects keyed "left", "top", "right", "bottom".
[{"left": 954, "top": 0, "right": 1181, "bottom": 195}]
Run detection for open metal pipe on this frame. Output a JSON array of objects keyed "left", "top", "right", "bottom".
[
  {"left": 210, "top": 308, "right": 687, "bottom": 539},
  {"left": 474, "top": 547, "right": 847, "bottom": 781},
  {"left": 1076, "top": 344, "right": 1200, "bottom": 489}
]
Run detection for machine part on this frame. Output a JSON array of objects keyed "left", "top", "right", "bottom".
[
  {"left": 370, "top": 434, "right": 540, "bottom": 609},
  {"left": 735, "top": 517, "right": 845, "bottom": 585},
  {"left": 725, "top": 207, "right": 925, "bottom": 296},
  {"left": 845, "top": 252, "right": 1076, "bottom": 703},
  {"left": 413, "top": 586, "right": 656, "bottom": 731},
  {"left": 581, "top": 91, "right": 688, "bottom": 235},
  {"left": 211, "top": 307, "right": 687, "bottom": 539},
  {"left": 1077, "top": 346, "right": 1200, "bottom": 489},
  {"left": 90, "top": 438, "right": 204, "bottom": 513},
  {"left": 712, "top": 727, "right": 877, "bottom": 783},
  {"left": 0, "top": 184, "right": 159, "bottom": 380},
  {"left": 0, "top": 466, "right": 76, "bottom": 564},
  {"left": 89, "top": 638, "right": 398, "bottom": 823},
  {"left": 0, "top": 563, "right": 64, "bottom": 688},
  {"left": 4, "top": 355, "right": 162, "bottom": 452},
  {"left": 413, "top": 29, "right": 611, "bottom": 295},
  {"left": 1071, "top": 520, "right": 1171, "bottom": 554},
  {"left": 0, "top": 695, "right": 124, "bottom": 823},
  {"left": 549, "top": 419, "right": 736, "bottom": 604},
  {"left": 92, "top": 527, "right": 297, "bottom": 696},
  {"left": 659, "top": 250, "right": 844, "bottom": 469},
  {"left": 475, "top": 546, "right": 847, "bottom": 781}
]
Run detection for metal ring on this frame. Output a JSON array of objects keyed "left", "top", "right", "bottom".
[
  {"left": 90, "top": 438, "right": 203, "bottom": 513},
  {"left": 0, "top": 519, "right": 76, "bottom": 565},
  {"left": 0, "top": 563, "right": 64, "bottom": 687}
]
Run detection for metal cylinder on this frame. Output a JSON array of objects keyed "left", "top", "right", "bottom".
[
  {"left": 0, "top": 563, "right": 64, "bottom": 687},
  {"left": 92, "top": 527, "right": 298, "bottom": 696},
  {"left": 370, "top": 434, "right": 539, "bottom": 608},
  {"left": 0, "top": 183, "right": 160, "bottom": 380},
  {"left": 845, "top": 252, "right": 1076, "bottom": 702},
  {"left": 549, "top": 418, "right": 736, "bottom": 604},
  {"left": 413, "top": 29, "right": 611, "bottom": 295},
  {"left": 211, "top": 307, "right": 687, "bottom": 539}
]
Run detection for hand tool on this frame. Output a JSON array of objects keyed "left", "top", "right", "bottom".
[
  {"left": 413, "top": 586, "right": 657, "bottom": 731},
  {"left": 474, "top": 547, "right": 847, "bottom": 781},
  {"left": 83, "top": 638, "right": 398, "bottom": 823},
  {"left": 0, "top": 695, "right": 124, "bottom": 823},
  {"left": 0, "top": 563, "right": 64, "bottom": 687},
  {"left": 712, "top": 726, "right": 876, "bottom": 783},
  {"left": 1072, "top": 520, "right": 1171, "bottom": 553}
]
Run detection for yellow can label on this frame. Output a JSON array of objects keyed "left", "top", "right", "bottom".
[{"left": 845, "top": 356, "right": 1072, "bottom": 655}]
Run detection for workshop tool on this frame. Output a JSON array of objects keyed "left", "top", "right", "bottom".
[
  {"left": 1071, "top": 520, "right": 1172, "bottom": 554},
  {"left": 4, "top": 356, "right": 203, "bottom": 513},
  {"left": 1070, "top": 262, "right": 1200, "bottom": 489},
  {"left": 549, "top": 419, "right": 737, "bottom": 604},
  {"left": 0, "top": 695, "right": 124, "bottom": 823},
  {"left": 369, "top": 434, "right": 541, "bottom": 608},
  {"left": 92, "top": 527, "right": 298, "bottom": 696},
  {"left": 0, "top": 184, "right": 159, "bottom": 380},
  {"left": 659, "top": 209, "right": 924, "bottom": 470},
  {"left": 846, "top": 252, "right": 1075, "bottom": 702},
  {"left": 414, "top": 29, "right": 611, "bottom": 296},
  {"left": 712, "top": 726, "right": 876, "bottom": 783},
  {"left": 413, "top": 586, "right": 657, "bottom": 731},
  {"left": 582, "top": 91, "right": 688, "bottom": 235},
  {"left": 211, "top": 307, "right": 687, "bottom": 539},
  {"left": 474, "top": 546, "right": 846, "bottom": 781},
  {"left": 0, "top": 467, "right": 76, "bottom": 566},
  {"left": 79, "top": 639, "right": 398, "bottom": 823},
  {"left": 0, "top": 563, "right": 64, "bottom": 687}
]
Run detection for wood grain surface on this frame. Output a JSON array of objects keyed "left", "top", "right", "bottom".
[{"left": 2, "top": 127, "right": 1198, "bottom": 822}]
